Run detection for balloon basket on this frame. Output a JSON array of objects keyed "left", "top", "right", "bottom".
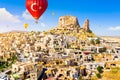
[{"left": 36, "top": 21, "right": 38, "bottom": 24}]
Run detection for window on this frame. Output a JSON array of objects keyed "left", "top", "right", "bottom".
[
  {"left": 111, "top": 64, "right": 116, "bottom": 66},
  {"left": 60, "top": 18, "right": 62, "bottom": 21}
]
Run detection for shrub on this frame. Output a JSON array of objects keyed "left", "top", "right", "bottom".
[
  {"left": 97, "top": 66, "right": 103, "bottom": 73},
  {"left": 102, "top": 47, "right": 107, "bottom": 52},
  {"left": 95, "top": 39, "right": 100, "bottom": 44},
  {"left": 96, "top": 73, "right": 102, "bottom": 78},
  {"left": 90, "top": 39, "right": 95, "bottom": 45}
]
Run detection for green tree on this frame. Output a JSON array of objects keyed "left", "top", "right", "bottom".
[
  {"left": 95, "top": 39, "right": 100, "bottom": 44},
  {"left": 90, "top": 39, "right": 95, "bottom": 45},
  {"left": 96, "top": 73, "right": 102, "bottom": 79},
  {"left": 13, "top": 74, "right": 20, "bottom": 80},
  {"left": 81, "top": 48, "right": 84, "bottom": 51},
  {"left": 89, "top": 30, "right": 92, "bottom": 33},
  {"left": 67, "top": 43, "right": 71, "bottom": 49},
  {"left": 3, "top": 61, "right": 8, "bottom": 68},
  {"left": 97, "top": 66, "right": 103, "bottom": 73},
  {"left": 102, "top": 47, "right": 107, "bottom": 52}
]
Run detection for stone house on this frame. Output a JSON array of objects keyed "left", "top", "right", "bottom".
[{"left": 114, "top": 47, "right": 120, "bottom": 53}]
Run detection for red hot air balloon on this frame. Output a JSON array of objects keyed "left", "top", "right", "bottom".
[{"left": 26, "top": 0, "right": 48, "bottom": 23}]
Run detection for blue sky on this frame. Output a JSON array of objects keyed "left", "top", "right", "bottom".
[{"left": 0, "top": 0, "right": 120, "bottom": 36}]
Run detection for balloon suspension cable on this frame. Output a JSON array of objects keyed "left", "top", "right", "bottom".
[{"left": 36, "top": 20, "right": 38, "bottom": 24}]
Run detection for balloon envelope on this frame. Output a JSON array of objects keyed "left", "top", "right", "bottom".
[
  {"left": 24, "top": 23, "right": 29, "bottom": 29},
  {"left": 26, "top": 0, "right": 48, "bottom": 21}
]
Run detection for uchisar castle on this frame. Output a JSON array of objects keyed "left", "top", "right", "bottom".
[{"left": 46, "top": 15, "right": 96, "bottom": 40}]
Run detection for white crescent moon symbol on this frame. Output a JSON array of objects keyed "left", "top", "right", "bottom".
[{"left": 31, "top": 3, "right": 37, "bottom": 12}]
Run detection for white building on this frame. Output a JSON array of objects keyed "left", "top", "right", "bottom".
[{"left": 114, "top": 47, "right": 120, "bottom": 53}]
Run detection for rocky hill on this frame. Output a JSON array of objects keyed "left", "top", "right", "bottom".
[
  {"left": 47, "top": 15, "right": 96, "bottom": 40},
  {"left": 100, "top": 36, "right": 120, "bottom": 43}
]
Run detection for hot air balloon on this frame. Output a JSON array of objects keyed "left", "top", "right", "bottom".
[
  {"left": 52, "top": 12, "right": 55, "bottom": 16},
  {"left": 24, "top": 23, "right": 29, "bottom": 29},
  {"left": 26, "top": 0, "right": 48, "bottom": 23}
]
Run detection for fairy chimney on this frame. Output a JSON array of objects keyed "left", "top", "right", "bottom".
[{"left": 83, "top": 19, "right": 90, "bottom": 32}]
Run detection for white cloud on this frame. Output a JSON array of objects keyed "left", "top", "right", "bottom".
[
  {"left": 0, "top": 8, "right": 21, "bottom": 23},
  {"left": 109, "top": 26, "right": 120, "bottom": 31},
  {"left": 40, "top": 22, "right": 46, "bottom": 27},
  {"left": 22, "top": 10, "right": 33, "bottom": 20}
]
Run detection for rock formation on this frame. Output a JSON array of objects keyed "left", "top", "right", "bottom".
[
  {"left": 82, "top": 19, "right": 90, "bottom": 32},
  {"left": 58, "top": 16, "right": 80, "bottom": 28},
  {"left": 46, "top": 15, "right": 95, "bottom": 40}
]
